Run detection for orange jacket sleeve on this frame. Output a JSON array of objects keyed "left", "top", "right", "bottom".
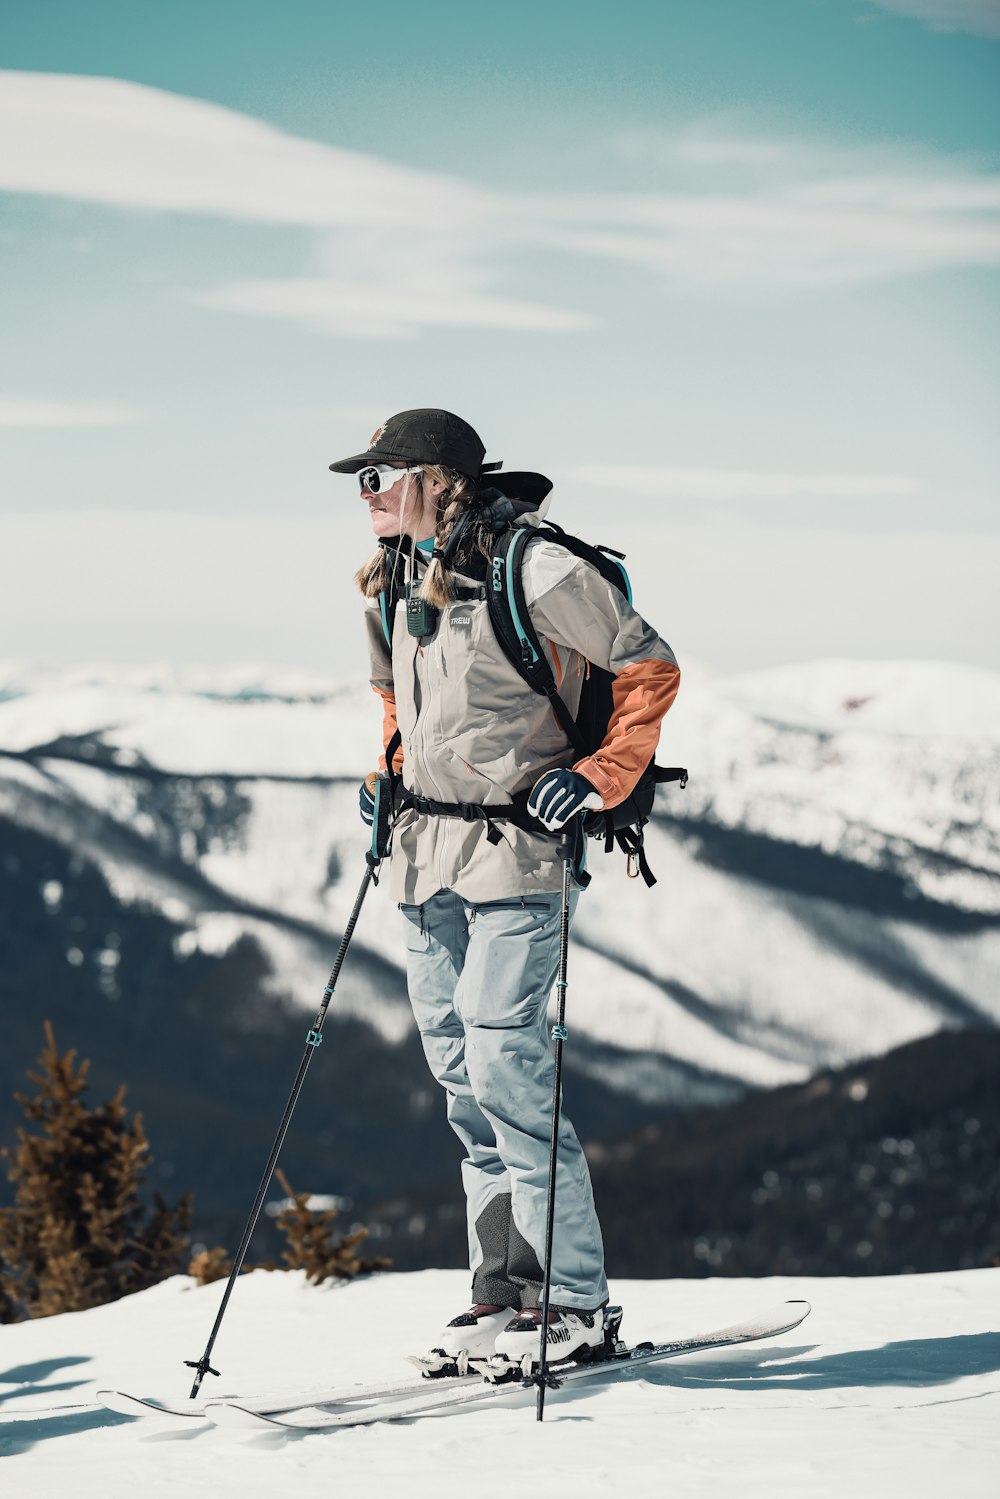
[
  {"left": 523, "top": 539, "right": 680, "bottom": 810},
  {"left": 572, "top": 658, "right": 681, "bottom": 809},
  {"left": 374, "top": 686, "right": 405, "bottom": 773}
]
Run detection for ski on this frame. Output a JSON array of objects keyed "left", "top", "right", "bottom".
[
  {"left": 96, "top": 1365, "right": 478, "bottom": 1423},
  {"left": 97, "top": 1391, "right": 213, "bottom": 1421},
  {"left": 203, "top": 1299, "right": 811, "bottom": 1433}
]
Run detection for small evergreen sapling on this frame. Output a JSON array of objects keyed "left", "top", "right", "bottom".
[
  {"left": 186, "top": 1176, "right": 392, "bottom": 1285},
  {"left": 271, "top": 1169, "right": 390, "bottom": 1284},
  {"left": 0, "top": 1022, "right": 191, "bottom": 1320},
  {"left": 188, "top": 1245, "right": 239, "bottom": 1286}
]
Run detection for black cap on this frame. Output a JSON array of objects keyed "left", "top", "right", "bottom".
[{"left": 329, "top": 408, "right": 498, "bottom": 478}]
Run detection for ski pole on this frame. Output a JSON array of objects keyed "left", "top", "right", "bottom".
[
  {"left": 533, "top": 820, "right": 576, "bottom": 1422},
  {"left": 184, "top": 847, "right": 382, "bottom": 1399}
]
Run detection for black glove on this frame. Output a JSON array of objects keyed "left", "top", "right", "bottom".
[{"left": 527, "top": 769, "right": 603, "bottom": 831}]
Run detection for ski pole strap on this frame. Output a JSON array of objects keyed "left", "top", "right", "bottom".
[
  {"left": 384, "top": 728, "right": 403, "bottom": 783},
  {"left": 369, "top": 729, "right": 404, "bottom": 867}
]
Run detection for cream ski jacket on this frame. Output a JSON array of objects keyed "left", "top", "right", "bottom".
[{"left": 364, "top": 535, "right": 680, "bottom": 905}]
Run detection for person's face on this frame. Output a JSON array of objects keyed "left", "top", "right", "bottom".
[{"left": 360, "top": 466, "right": 444, "bottom": 541}]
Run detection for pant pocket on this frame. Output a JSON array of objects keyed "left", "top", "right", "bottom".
[
  {"left": 468, "top": 895, "right": 558, "bottom": 924},
  {"left": 398, "top": 901, "right": 430, "bottom": 951}
]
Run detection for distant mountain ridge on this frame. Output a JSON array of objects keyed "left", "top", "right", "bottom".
[
  {"left": 366, "top": 1026, "right": 1000, "bottom": 1279},
  {"left": 3, "top": 657, "right": 997, "bottom": 908},
  {"left": 1, "top": 659, "right": 998, "bottom": 1247}
]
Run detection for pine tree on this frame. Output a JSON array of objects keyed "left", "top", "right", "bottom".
[
  {"left": 0, "top": 1022, "right": 191, "bottom": 1320},
  {"left": 272, "top": 1169, "right": 390, "bottom": 1284}
]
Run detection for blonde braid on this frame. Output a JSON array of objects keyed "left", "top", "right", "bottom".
[
  {"left": 355, "top": 548, "right": 392, "bottom": 598},
  {"left": 417, "top": 466, "right": 499, "bottom": 607},
  {"left": 419, "top": 493, "right": 464, "bottom": 608}
]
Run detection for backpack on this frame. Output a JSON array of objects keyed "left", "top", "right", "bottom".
[{"left": 377, "top": 486, "right": 687, "bottom": 885}]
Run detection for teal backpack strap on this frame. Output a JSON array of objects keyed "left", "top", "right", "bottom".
[
  {"left": 485, "top": 524, "right": 688, "bottom": 887},
  {"left": 486, "top": 528, "right": 588, "bottom": 758},
  {"left": 378, "top": 589, "right": 392, "bottom": 648}
]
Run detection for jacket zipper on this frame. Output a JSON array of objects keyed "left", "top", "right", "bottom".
[{"left": 406, "top": 622, "right": 452, "bottom": 890}]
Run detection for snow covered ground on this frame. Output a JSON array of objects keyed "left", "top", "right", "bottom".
[{"left": 1, "top": 1267, "right": 997, "bottom": 1498}]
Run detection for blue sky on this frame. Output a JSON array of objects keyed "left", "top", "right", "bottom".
[{"left": 1, "top": 0, "right": 998, "bottom": 674}]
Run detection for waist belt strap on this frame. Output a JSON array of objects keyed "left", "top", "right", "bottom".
[
  {"left": 394, "top": 787, "right": 588, "bottom": 886},
  {"left": 397, "top": 790, "right": 544, "bottom": 846}
]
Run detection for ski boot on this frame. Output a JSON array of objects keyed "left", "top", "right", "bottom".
[
  {"left": 408, "top": 1304, "right": 518, "bottom": 1379},
  {"left": 485, "top": 1304, "right": 625, "bottom": 1382}
]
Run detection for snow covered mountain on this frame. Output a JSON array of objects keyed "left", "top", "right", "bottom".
[{"left": 2, "top": 657, "right": 998, "bottom": 1108}]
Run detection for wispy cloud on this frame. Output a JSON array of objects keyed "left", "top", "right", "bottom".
[
  {"left": 543, "top": 195, "right": 1000, "bottom": 285},
  {"left": 0, "top": 70, "right": 580, "bottom": 335},
  {"left": 571, "top": 468, "right": 920, "bottom": 501},
  {"left": 0, "top": 71, "right": 485, "bottom": 227},
  {"left": 0, "top": 399, "right": 142, "bottom": 428},
  {"left": 594, "top": 119, "right": 1000, "bottom": 285},
  {"left": 196, "top": 216, "right": 592, "bottom": 336},
  {"left": 2, "top": 71, "right": 999, "bottom": 343},
  {"left": 196, "top": 276, "right": 591, "bottom": 338},
  {"left": 864, "top": 0, "right": 1000, "bottom": 39}
]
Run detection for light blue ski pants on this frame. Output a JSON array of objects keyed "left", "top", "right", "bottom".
[{"left": 399, "top": 888, "right": 608, "bottom": 1312}]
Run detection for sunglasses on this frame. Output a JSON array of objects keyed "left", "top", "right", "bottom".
[{"left": 358, "top": 464, "right": 424, "bottom": 494}]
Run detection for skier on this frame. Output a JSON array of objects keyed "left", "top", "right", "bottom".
[{"left": 330, "top": 409, "right": 680, "bottom": 1371}]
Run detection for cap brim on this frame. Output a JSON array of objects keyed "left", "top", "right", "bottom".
[
  {"left": 327, "top": 460, "right": 551, "bottom": 507},
  {"left": 329, "top": 449, "right": 413, "bottom": 474}
]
